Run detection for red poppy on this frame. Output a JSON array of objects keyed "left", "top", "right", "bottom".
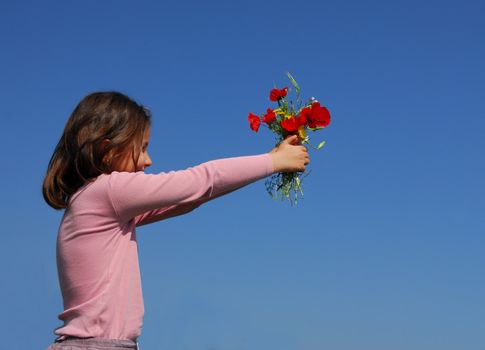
[
  {"left": 299, "top": 107, "right": 311, "bottom": 126},
  {"left": 262, "top": 108, "right": 276, "bottom": 124},
  {"left": 248, "top": 112, "right": 261, "bottom": 132},
  {"left": 308, "top": 102, "right": 331, "bottom": 128},
  {"left": 269, "top": 87, "right": 288, "bottom": 101},
  {"left": 280, "top": 116, "right": 300, "bottom": 132}
]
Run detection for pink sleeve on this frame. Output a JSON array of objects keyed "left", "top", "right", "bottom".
[{"left": 107, "top": 154, "right": 274, "bottom": 225}]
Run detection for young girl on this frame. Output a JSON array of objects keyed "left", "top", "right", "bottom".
[{"left": 42, "top": 91, "right": 309, "bottom": 350}]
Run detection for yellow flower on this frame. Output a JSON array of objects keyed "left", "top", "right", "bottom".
[
  {"left": 273, "top": 108, "right": 286, "bottom": 116},
  {"left": 298, "top": 125, "right": 307, "bottom": 140}
]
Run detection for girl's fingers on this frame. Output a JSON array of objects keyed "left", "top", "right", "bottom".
[{"left": 287, "top": 135, "right": 300, "bottom": 145}]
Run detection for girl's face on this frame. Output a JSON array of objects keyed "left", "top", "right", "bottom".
[{"left": 115, "top": 127, "right": 152, "bottom": 172}]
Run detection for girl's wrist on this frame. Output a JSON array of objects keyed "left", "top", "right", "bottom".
[{"left": 268, "top": 152, "right": 280, "bottom": 173}]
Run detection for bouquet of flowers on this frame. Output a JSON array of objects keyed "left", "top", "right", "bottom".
[{"left": 247, "top": 72, "right": 331, "bottom": 204}]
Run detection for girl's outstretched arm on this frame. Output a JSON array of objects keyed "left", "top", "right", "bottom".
[
  {"left": 120, "top": 135, "right": 308, "bottom": 226},
  {"left": 134, "top": 183, "right": 246, "bottom": 226},
  {"left": 108, "top": 154, "right": 274, "bottom": 225}
]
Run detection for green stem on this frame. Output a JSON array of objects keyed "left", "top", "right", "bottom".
[{"left": 301, "top": 139, "right": 321, "bottom": 151}]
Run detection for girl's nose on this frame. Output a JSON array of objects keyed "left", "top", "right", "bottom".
[{"left": 145, "top": 153, "right": 153, "bottom": 168}]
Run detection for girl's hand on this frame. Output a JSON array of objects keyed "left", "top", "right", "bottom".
[{"left": 269, "top": 135, "right": 310, "bottom": 173}]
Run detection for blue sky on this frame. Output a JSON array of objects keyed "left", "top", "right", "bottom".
[{"left": 1, "top": 0, "right": 484, "bottom": 349}]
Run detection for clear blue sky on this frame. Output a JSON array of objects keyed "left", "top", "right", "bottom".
[{"left": 1, "top": 1, "right": 484, "bottom": 349}]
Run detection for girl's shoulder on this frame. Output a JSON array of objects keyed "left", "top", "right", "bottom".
[
  {"left": 68, "top": 171, "right": 144, "bottom": 203},
  {"left": 67, "top": 171, "right": 154, "bottom": 218},
  {"left": 67, "top": 173, "right": 114, "bottom": 206}
]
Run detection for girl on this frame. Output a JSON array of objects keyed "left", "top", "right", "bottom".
[{"left": 42, "top": 91, "right": 309, "bottom": 350}]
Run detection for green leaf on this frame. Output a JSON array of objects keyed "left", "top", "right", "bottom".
[
  {"left": 317, "top": 141, "right": 326, "bottom": 149},
  {"left": 286, "top": 72, "right": 300, "bottom": 95}
]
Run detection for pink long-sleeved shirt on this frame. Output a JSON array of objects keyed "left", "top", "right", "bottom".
[{"left": 54, "top": 154, "right": 274, "bottom": 341}]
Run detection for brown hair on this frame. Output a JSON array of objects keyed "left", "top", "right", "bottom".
[{"left": 42, "top": 91, "right": 152, "bottom": 209}]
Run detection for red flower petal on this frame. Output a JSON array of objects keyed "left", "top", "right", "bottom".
[
  {"left": 308, "top": 102, "right": 331, "bottom": 128},
  {"left": 262, "top": 108, "right": 276, "bottom": 124},
  {"left": 269, "top": 87, "right": 289, "bottom": 101},
  {"left": 281, "top": 116, "right": 300, "bottom": 132},
  {"left": 299, "top": 107, "right": 311, "bottom": 126},
  {"left": 247, "top": 112, "right": 261, "bottom": 132},
  {"left": 269, "top": 89, "right": 280, "bottom": 101},
  {"left": 280, "top": 87, "right": 288, "bottom": 98}
]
